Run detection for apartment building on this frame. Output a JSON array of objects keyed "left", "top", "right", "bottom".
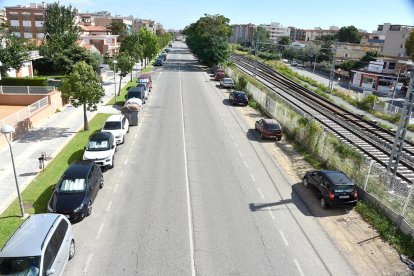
[
  {"left": 133, "top": 19, "right": 157, "bottom": 34},
  {"left": 289, "top": 27, "right": 306, "bottom": 42},
  {"left": 304, "top": 28, "right": 338, "bottom": 41},
  {"left": 229, "top": 24, "right": 256, "bottom": 44},
  {"left": 5, "top": 3, "right": 46, "bottom": 39},
  {"left": 261, "top": 22, "right": 290, "bottom": 43},
  {"left": 380, "top": 24, "right": 413, "bottom": 58}
]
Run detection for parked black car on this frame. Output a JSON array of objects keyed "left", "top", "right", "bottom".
[
  {"left": 154, "top": 58, "right": 163, "bottom": 66},
  {"left": 126, "top": 86, "right": 146, "bottom": 103},
  {"left": 302, "top": 170, "right": 358, "bottom": 209},
  {"left": 47, "top": 160, "right": 104, "bottom": 222},
  {"left": 229, "top": 91, "right": 248, "bottom": 106}
]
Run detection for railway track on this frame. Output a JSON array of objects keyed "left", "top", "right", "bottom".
[{"left": 230, "top": 53, "right": 414, "bottom": 186}]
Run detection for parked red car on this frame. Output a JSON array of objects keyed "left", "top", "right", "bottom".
[
  {"left": 255, "top": 118, "right": 282, "bottom": 140},
  {"left": 138, "top": 74, "right": 152, "bottom": 92},
  {"left": 214, "top": 71, "right": 225, "bottom": 81}
]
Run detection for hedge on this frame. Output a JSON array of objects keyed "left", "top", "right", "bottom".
[{"left": 0, "top": 77, "right": 48, "bottom": 86}]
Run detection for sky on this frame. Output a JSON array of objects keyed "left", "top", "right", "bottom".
[{"left": 1, "top": 0, "right": 414, "bottom": 32}]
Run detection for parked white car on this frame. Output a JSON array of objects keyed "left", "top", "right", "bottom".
[
  {"left": 83, "top": 131, "right": 116, "bottom": 168},
  {"left": 102, "top": 114, "right": 129, "bottom": 145}
]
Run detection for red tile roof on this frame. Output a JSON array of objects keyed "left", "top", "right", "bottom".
[{"left": 79, "top": 25, "right": 107, "bottom": 32}]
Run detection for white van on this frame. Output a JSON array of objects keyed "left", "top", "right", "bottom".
[{"left": 0, "top": 214, "right": 75, "bottom": 276}]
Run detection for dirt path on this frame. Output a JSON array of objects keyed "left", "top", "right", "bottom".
[{"left": 224, "top": 90, "right": 412, "bottom": 275}]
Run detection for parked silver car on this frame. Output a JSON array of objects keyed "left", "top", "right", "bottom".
[
  {"left": 0, "top": 214, "right": 75, "bottom": 276},
  {"left": 219, "top": 78, "right": 234, "bottom": 88}
]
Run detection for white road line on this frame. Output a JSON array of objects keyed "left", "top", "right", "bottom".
[
  {"left": 113, "top": 183, "right": 119, "bottom": 193},
  {"left": 83, "top": 252, "right": 94, "bottom": 274},
  {"left": 267, "top": 207, "right": 275, "bottom": 220},
  {"left": 124, "top": 157, "right": 129, "bottom": 165},
  {"left": 96, "top": 223, "right": 105, "bottom": 240},
  {"left": 257, "top": 187, "right": 264, "bottom": 199},
  {"left": 238, "top": 150, "right": 243, "bottom": 157},
  {"left": 293, "top": 259, "right": 305, "bottom": 276},
  {"left": 227, "top": 128, "right": 230, "bottom": 133},
  {"left": 234, "top": 142, "right": 238, "bottom": 148},
  {"left": 230, "top": 135, "right": 234, "bottom": 140},
  {"left": 179, "top": 55, "right": 196, "bottom": 276},
  {"left": 119, "top": 171, "right": 124, "bottom": 178},
  {"left": 250, "top": 173, "right": 256, "bottom": 182},
  {"left": 279, "top": 229, "right": 289, "bottom": 246},
  {"left": 106, "top": 201, "right": 112, "bottom": 212},
  {"left": 243, "top": 160, "right": 249, "bottom": 168}
]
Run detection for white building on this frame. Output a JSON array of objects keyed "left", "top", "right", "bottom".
[{"left": 261, "top": 22, "right": 290, "bottom": 43}]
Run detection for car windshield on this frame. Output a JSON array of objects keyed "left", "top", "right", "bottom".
[
  {"left": 87, "top": 140, "right": 110, "bottom": 151},
  {"left": 138, "top": 78, "right": 149, "bottom": 83},
  {"left": 236, "top": 93, "right": 246, "bottom": 98},
  {"left": 58, "top": 178, "right": 86, "bottom": 193},
  {"left": 136, "top": 84, "right": 146, "bottom": 88},
  {"left": 225, "top": 79, "right": 233, "bottom": 83},
  {"left": 334, "top": 185, "right": 355, "bottom": 193},
  {"left": 327, "top": 172, "right": 352, "bottom": 185},
  {"left": 267, "top": 123, "right": 280, "bottom": 130},
  {"left": 127, "top": 91, "right": 143, "bottom": 99},
  {"left": 103, "top": 121, "right": 121, "bottom": 130},
  {"left": 0, "top": 256, "right": 41, "bottom": 276}
]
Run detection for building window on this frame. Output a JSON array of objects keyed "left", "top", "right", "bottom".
[
  {"left": 9, "top": 26, "right": 19, "bottom": 32},
  {"left": 24, "top": 32, "right": 32, "bottom": 38},
  {"left": 9, "top": 13, "right": 19, "bottom": 20},
  {"left": 23, "top": 26, "right": 32, "bottom": 33},
  {"left": 34, "top": 14, "right": 44, "bottom": 21},
  {"left": 22, "top": 13, "right": 31, "bottom": 21},
  {"left": 35, "top": 27, "right": 44, "bottom": 33},
  {"left": 388, "top": 62, "right": 396, "bottom": 70}
]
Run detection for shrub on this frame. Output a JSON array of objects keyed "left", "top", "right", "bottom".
[{"left": 0, "top": 77, "right": 48, "bottom": 86}]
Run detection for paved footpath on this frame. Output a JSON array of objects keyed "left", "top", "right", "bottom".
[{"left": 0, "top": 71, "right": 134, "bottom": 215}]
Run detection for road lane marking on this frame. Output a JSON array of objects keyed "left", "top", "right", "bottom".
[
  {"left": 114, "top": 183, "right": 119, "bottom": 193},
  {"left": 83, "top": 252, "right": 94, "bottom": 274},
  {"left": 119, "top": 171, "right": 124, "bottom": 178},
  {"left": 179, "top": 55, "right": 196, "bottom": 276},
  {"left": 294, "top": 259, "right": 305, "bottom": 276},
  {"left": 238, "top": 150, "right": 243, "bottom": 157},
  {"left": 243, "top": 160, "right": 249, "bottom": 168},
  {"left": 230, "top": 135, "right": 234, "bottom": 140},
  {"left": 96, "top": 223, "right": 105, "bottom": 240},
  {"left": 106, "top": 201, "right": 112, "bottom": 212},
  {"left": 267, "top": 207, "right": 275, "bottom": 220},
  {"left": 124, "top": 157, "right": 129, "bottom": 165},
  {"left": 250, "top": 173, "right": 256, "bottom": 182},
  {"left": 257, "top": 187, "right": 264, "bottom": 199},
  {"left": 279, "top": 229, "right": 289, "bottom": 246},
  {"left": 234, "top": 142, "right": 238, "bottom": 148},
  {"left": 227, "top": 128, "right": 230, "bottom": 133}
]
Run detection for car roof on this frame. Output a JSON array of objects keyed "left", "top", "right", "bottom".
[
  {"left": 319, "top": 170, "right": 352, "bottom": 184},
  {"left": 233, "top": 90, "right": 245, "bottom": 94},
  {"left": 262, "top": 118, "right": 279, "bottom": 124},
  {"left": 63, "top": 160, "right": 94, "bottom": 179},
  {"left": 223, "top": 78, "right": 233, "bottom": 81},
  {"left": 129, "top": 86, "right": 145, "bottom": 92},
  {"left": 0, "top": 214, "right": 62, "bottom": 257},
  {"left": 106, "top": 114, "right": 123, "bottom": 122},
  {"left": 90, "top": 131, "right": 113, "bottom": 141}
]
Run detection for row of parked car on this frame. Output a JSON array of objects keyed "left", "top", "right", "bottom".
[
  {"left": 210, "top": 65, "right": 359, "bottom": 209},
  {"left": 0, "top": 72, "right": 156, "bottom": 276}
]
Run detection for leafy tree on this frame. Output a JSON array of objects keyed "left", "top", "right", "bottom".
[
  {"left": 183, "top": 14, "right": 232, "bottom": 66},
  {"left": 138, "top": 28, "right": 159, "bottom": 66},
  {"left": 336, "top": 26, "right": 361, "bottom": 43},
  {"left": 114, "top": 52, "right": 134, "bottom": 95},
  {"left": 315, "top": 34, "right": 336, "bottom": 41},
  {"left": 318, "top": 40, "right": 333, "bottom": 62},
  {"left": 43, "top": 2, "right": 80, "bottom": 50},
  {"left": 405, "top": 29, "right": 414, "bottom": 60},
  {"left": 120, "top": 32, "right": 143, "bottom": 79},
  {"left": 360, "top": 51, "right": 383, "bottom": 62},
  {"left": 0, "top": 34, "right": 29, "bottom": 77},
  {"left": 337, "top": 60, "right": 361, "bottom": 77},
  {"left": 107, "top": 21, "right": 128, "bottom": 41},
  {"left": 61, "top": 61, "right": 104, "bottom": 130}
]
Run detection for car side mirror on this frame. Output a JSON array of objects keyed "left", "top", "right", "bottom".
[
  {"left": 112, "top": 145, "right": 115, "bottom": 149},
  {"left": 46, "top": 268, "right": 55, "bottom": 276},
  {"left": 84, "top": 146, "right": 86, "bottom": 150}
]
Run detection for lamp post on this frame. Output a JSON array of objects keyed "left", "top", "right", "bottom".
[
  {"left": 391, "top": 63, "right": 411, "bottom": 106},
  {"left": 1, "top": 125, "right": 25, "bottom": 217},
  {"left": 113, "top": 59, "right": 118, "bottom": 105}
]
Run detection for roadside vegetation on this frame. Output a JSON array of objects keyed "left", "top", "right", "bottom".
[{"left": 0, "top": 113, "right": 111, "bottom": 248}]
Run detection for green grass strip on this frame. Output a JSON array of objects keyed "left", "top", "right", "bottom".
[
  {"left": 107, "top": 78, "right": 137, "bottom": 106},
  {"left": 0, "top": 113, "right": 111, "bottom": 247}
]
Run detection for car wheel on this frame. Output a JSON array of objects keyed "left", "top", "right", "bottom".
[
  {"left": 100, "top": 177, "right": 104, "bottom": 189},
  {"left": 320, "top": 198, "right": 328, "bottom": 209},
  {"left": 127, "top": 126, "right": 129, "bottom": 134},
  {"left": 303, "top": 177, "right": 309, "bottom": 188},
  {"left": 86, "top": 201, "right": 92, "bottom": 216},
  {"left": 110, "top": 157, "right": 115, "bottom": 169},
  {"left": 69, "top": 239, "right": 75, "bottom": 260},
  {"left": 260, "top": 132, "right": 264, "bottom": 140},
  {"left": 122, "top": 135, "right": 125, "bottom": 144}
]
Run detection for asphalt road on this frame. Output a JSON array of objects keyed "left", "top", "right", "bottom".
[{"left": 64, "top": 42, "right": 356, "bottom": 275}]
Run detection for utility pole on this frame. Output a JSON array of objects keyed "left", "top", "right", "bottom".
[
  {"left": 328, "top": 40, "right": 338, "bottom": 91},
  {"left": 253, "top": 31, "right": 259, "bottom": 79},
  {"left": 387, "top": 69, "right": 414, "bottom": 177}
]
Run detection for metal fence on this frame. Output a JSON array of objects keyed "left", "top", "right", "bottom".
[
  {"left": 0, "top": 96, "right": 49, "bottom": 128},
  {"left": 227, "top": 67, "right": 414, "bottom": 234},
  {"left": 0, "top": 86, "right": 55, "bottom": 94}
]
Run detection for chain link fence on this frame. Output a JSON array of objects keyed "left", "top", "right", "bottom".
[{"left": 227, "top": 67, "right": 414, "bottom": 235}]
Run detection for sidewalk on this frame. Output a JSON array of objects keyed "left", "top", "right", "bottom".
[
  {"left": 288, "top": 65, "right": 414, "bottom": 140},
  {"left": 0, "top": 71, "right": 133, "bottom": 215}
]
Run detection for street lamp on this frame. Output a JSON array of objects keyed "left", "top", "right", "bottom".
[
  {"left": 113, "top": 59, "right": 118, "bottom": 105},
  {"left": 391, "top": 62, "right": 412, "bottom": 106},
  {"left": 1, "top": 125, "right": 26, "bottom": 218}
]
